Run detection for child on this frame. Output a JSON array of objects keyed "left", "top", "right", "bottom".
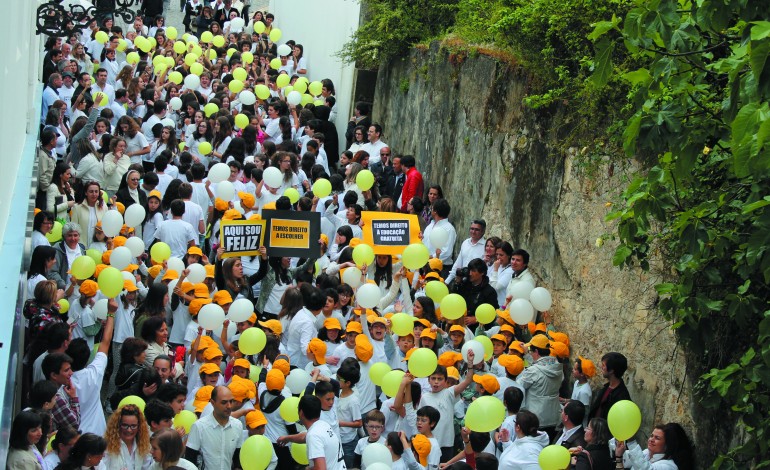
[
  {"left": 412, "top": 318, "right": 431, "bottom": 345},
  {"left": 337, "top": 361, "right": 363, "bottom": 468},
  {"left": 390, "top": 333, "right": 416, "bottom": 369},
  {"left": 306, "top": 338, "right": 333, "bottom": 377},
  {"left": 336, "top": 283, "right": 354, "bottom": 321},
  {"left": 567, "top": 356, "right": 595, "bottom": 426},
  {"left": 440, "top": 325, "right": 465, "bottom": 354},
  {"left": 69, "top": 280, "right": 99, "bottom": 349},
  {"left": 495, "top": 354, "right": 526, "bottom": 402},
  {"left": 354, "top": 409, "right": 387, "bottom": 468},
  {"left": 414, "top": 406, "right": 441, "bottom": 470},
  {"left": 231, "top": 358, "right": 251, "bottom": 380},
  {"left": 418, "top": 329, "right": 439, "bottom": 355},
  {"left": 497, "top": 387, "right": 524, "bottom": 453},
  {"left": 143, "top": 190, "right": 164, "bottom": 247},
  {"left": 488, "top": 333, "right": 508, "bottom": 377},
  {"left": 472, "top": 374, "right": 500, "bottom": 397},
  {"left": 360, "top": 313, "right": 394, "bottom": 364},
  {"left": 312, "top": 377, "right": 341, "bottom": 437},
  {"left": 352, "top": 336, "right": 377, "bottom": 417},
  {"left": 387, "top": 431, "right": 427, "bottom": 470},
  {"left": 332, "top": 321, "right": 361, "bottom": 367},
  {"left": 260, "top": 369, "right": 294, "bottom": 467},
  {"left": 319, "top": 317, "right": 344, "bottom": 371}
]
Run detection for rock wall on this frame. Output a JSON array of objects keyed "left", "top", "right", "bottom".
[{"left": 372, "top": 42, "right": 697, "bottom": 441}]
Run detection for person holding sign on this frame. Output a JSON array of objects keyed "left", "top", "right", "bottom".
[
  {"left": 215, "top": 246, "right": 268, "bottom": 302},
  {"left": 250, "top": 253, "right": 318, "bottom": 321}
]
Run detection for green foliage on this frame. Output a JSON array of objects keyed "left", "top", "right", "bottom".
[
  {"left": 338, "top": 0, "right": 460, "bottom": 70},
  {"left": 595, "top": 0, "right": 770, "bottom": 465}
]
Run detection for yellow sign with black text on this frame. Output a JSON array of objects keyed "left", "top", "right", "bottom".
[{"left": 269, "top": 218, "right": 311, "bottom": 249}]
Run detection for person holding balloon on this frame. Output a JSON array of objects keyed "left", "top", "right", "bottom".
[
  {"left": 613, "top": 422, "right": 694, "bottom": 470},
  {"left": 568, "top": 418, "right": 614, "bottom": 470},
  {"left": 497, "top": 410, "right": 549, "bottom": 470}
]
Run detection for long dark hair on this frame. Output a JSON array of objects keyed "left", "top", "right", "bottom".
[
  {"left": 56, "top": 433, "right": 107, "bottom": 470},
  {"left": 269, "top": 256, "right": 291, "bottom": 285},
  {"left": 414, "top": 296, "right": 438, "bottom": 325},
  {"left": 136, "top": 283, "right": 168, "bottom": 318},
  {"left": 9, "top": 410, "right": 42, "bottom": 449},
  {"left": 659, "top": 423, "right": 695, "bottom": 470},
  {"left": 373, "top": 256, "right": 393, "bottom": 289},
  {"left": 29, "top": 245, "right": 57, "bottom": 279},
  {"left": 161, "top": 179, "right": 183, "bottom": 212},
  {"left": 222, "top": 137, "right": 247, "bottom": 164}
]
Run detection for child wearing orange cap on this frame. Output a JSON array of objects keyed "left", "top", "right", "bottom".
[
  {"left": 70, "top": 280, "right": 100, "bottom": 350},
  {"left": 331, "top": 321, "right": 362, "bottom": 370},
  {"left": 567, "top": 356, "right": 595, "bottom": 426},
  {"left": 318, "top": 315, "right": 344, "bottom": 372},
  {"left": 386, "top": 430, "right": 429, "bottom": 470},
  {"left": 352, "top": 336, "right": 377, "bottom": 416},
  {"left": 306, "top": 338, "right": 333, "bottom": 377}
]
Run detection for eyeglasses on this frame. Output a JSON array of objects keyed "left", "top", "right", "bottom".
[{"left": 120, "top": 423, "right": 139, "bottom": 430}]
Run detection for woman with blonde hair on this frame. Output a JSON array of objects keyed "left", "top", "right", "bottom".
[
  {"left": 102, "top": 404, "right": 152, "bottom": 470},
  {"left": 70, "top": 181, "right": 107, "bottom": 247},
  {"left": 103, "top": 135, "right": 131, "bottom": 196}
]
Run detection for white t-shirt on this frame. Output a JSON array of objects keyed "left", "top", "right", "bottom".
[
  {"left": 125, "top": 132, "right": 150, "bottom": 165},
  {"left": 72, "top": 351, "right": 108, "bottom": 435},
  {"left": 337, "top": 391, "right": 362, "bottom": 444},
  {"left": 419, "top": 388, "right": 457, "bottom": 447},
  {"left": 306, "top": 419, "right": 347, "bottom": 470},
  {"left": 354, "top": 361, "right": 376, "bottom": 414},
  {"left": 153, "top": 218, "right": 197, "bottom": 259},
  {"left": 182, "top": 200, "right": 205, "bottom": 237},
  {"left": 354, "top": 435, "right": 386, "bottom": 457}
]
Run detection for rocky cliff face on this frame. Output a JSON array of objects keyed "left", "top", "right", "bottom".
[{"left": 372, "top": 42, "right": 696, "bottom": 439}]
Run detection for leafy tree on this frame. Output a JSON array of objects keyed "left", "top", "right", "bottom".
[{"left": 593, "top": 0, "right": 770, "bottom": 466}]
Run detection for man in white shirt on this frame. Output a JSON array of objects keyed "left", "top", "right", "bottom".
[
  {"left": 58, "top": 72, "right": 76, "bottom": 119},
  {"left": 69, "top": 299, "right": 116, "bottom": 436},
  {"left": 141, "top": 100, "right": 167, "bottom": 141},
  {"left": 189, "top": 163, "right": 212, "bottom": 228},
  {"left": 41, "top": 73, "right": 62, "bottom": 125},
  {"left": 90, "top": 68, "right": 115, "bottom": 108},
  {"left": 445, "top": 219, "right": 487, "bottom": 284},
  {"left": 422, "top": 198, "right": 457, "bottom": 272},
  {"left": 110, "top": 88, "right": 129, "bottom": 127},
  {"left": 153, "top": 199, "right": 198, "bottom": 258},
  {"left": 179, "top": 183, "right": 205, "bottom": 237},
  {"left": 360, "top": 124, "right": 388, "bottom": 165},
  {"left": 302, "top": 394, "right": 347, "bottom": 470},
  {"left": 286, "top": 288, "right": 325, "bottom": 369},
  {"left": 504, "top": 249, "right": 536, "bottom": 303},
  {"left": 186, "top": 385, "right": 244, "bottom": 470}
]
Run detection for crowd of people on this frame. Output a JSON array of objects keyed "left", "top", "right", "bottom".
[{"left": 15, "top": 3, "right": 696, "bottom": 470}]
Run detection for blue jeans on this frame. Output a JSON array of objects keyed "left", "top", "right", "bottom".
[{"left": 342, "top": 439, "right": 357, "bottom": 469}]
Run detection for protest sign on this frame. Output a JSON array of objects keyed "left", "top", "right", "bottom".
[
  {"left": 219, "top": 219, "right": 266, "bottom": 258},
  {"left": 262, "top": 210, "right": 321, "bottom": 258},
  {"left": 361, "top": 212, "right": 421, "bottom": 254}
]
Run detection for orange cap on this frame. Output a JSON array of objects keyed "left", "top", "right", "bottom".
[
  {"left": 94, "top": 263, "right": 109, "bottom": 278},
  {"left": 122, "top": 263, "right": 138, "bottom": 272},
  {"left": 187, "top": 246, "right": 203, "bottom": 256},
  {"left": 79, "top": 279, "right": 98, "bottom": 297},
  {"left": 259, "top": 319, "right": 283, "bottom": 335},
  {"left": 427, "top": 258, "right": 443, "bottom": 272},
  {"left": 229, "top": 376, "right": 257, "bottom": 401},
  {"left": 115, "top": 202, "right": 125, "bottom": 214},
  {"left": 148, "top": 190, "right": 162, "bottom": 200},
  {"left": 266, "top": 368, "right": 285, "bottom": 391},
  {"left": 550, "top": 341, "right": 570, "bottom": 359},
  {"left": 223, "top": 209, "right": 241, "bottom": 220},
  {"left": 323, "top": 317, "right": 342, "bottom": 331},
  {"left": 509, "top": 341, "right": 525, "bottom": 355},
  {"left": 233, "top": 358, "right": 251, "bottom": 370},
  {"left": 438, "top": 351, "right": 462, "bottom": 367},
  {"left": 272, "top": 359, "right": 290, "bottom": 376},
  {"left": 578, "top": 356, "right": 596, "bottom": 378},
  {"left": 205, "top": 264, "right": 216, "bottom": 278},
  {"left": 308, "top": 338, "right": 327, "bottom": 365},
  {"left": 199, "top": 363, "right": 221, "bottom": 376},
  {"left": 101, "top": 250, "right": 112, "bottom": 264},
  {"left": 203, "top": 347, "right": 224, "bottom": 362},
  {"left": 193, "top": 385, "right": 214, "bottom": 412},
  {"left": 473, "top": 374, "right": 500, "bottom": 394},
  {"left": 550, "top": 331, "right": 569, "bottom": 347},
  {"left": 245, "top": 409, "right": 267, "bottom": 428},
  {"left": 162, "top": 269, "right": 179, "bottom": 281},
  {"left": 238, "top": 191, "right": 256, "bottom": 209},
  {"left": 345, "top": 321, "right": 363, "bottom": 334},
  {"left": 123, "top": 280, "right": 138, "bottom": 292},
  {"left": 446, "top": 366, "right": 460, "bottom": 381},
  {"left": 214, "top": 198, "right": 229, "bottom": 212},
  {"left": 193, "top": 283, "right": 209, "bottom": 298},
  {"left": 499, "top": 324, "right": 516, "bottom": 336},
  {"left": 498, "top": 354, "right": 525, "bottom": 376},
  {"left": 148, "top": 265, "right": 163, "bottom": 278},
  {"left": 414, "top": 318, "right": 431, "bottom": 329},
  {"left": 113, "top": 236, "right": 127, "bottom": 247},
  {"left": 411, "top": 434, "right": 431, "bottom": 466},
  {"left": 420, "top": 329, "right": 437, "bottom": 340},
  {"left": 354, "top": 335, "right": 373, "bottom": 362},
  {"left": 189, "top": 297, "right": 212, "bottom": 316},
  {"left": 213, "top": 290, "right": 233, "bottom": 306},
  {"left": 449, "top": 325, "right": 465, "bottom": 335},
  {"left": 490, "top": 333, "right": 507, "bottom": 344}
]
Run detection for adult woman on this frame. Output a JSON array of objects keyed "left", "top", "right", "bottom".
[
  {"left": 615, "top": 423, "right": 694, "bottom": 470},
  {"left": 222, "top": 137, "right": 247, "bottom": 164},
  {"left": 290, "top": 44, "right": 307, "bottom": 75},
  {"left": 141, "top": 315, "right": 171, "bottom": 369},
  {"left": 149, "top": 126, "right": 178, "bottom": 163},
  {"left": 489, "top": 240, "right": 514, "bottom": 307},
  {"left": 73, "top": 134, "right": 104, "bottom": 184},
  {"left": 43, "top": 426, "right": 80, "bottom": 470},
  {"left": 44, "top": 107, "right": 69, "bottom": 159},
  {"left": 6, "top": 410, "right": 44, "bottom": 470},
  {"left": 343, "top": 162, "right": 365, "bottom": 206},
  {"left": 27, "top": 245, "right": 58, "bottom": 294},
  {"left": 328, "top": 225, "right": 353, "bottom": 263},
  {"left": 348, "top": 126, "right": 367, "bottom": 153},
  {"left": 571, "top": 418, "right": 613, "bottom": 470},
  {"left": 276, "top": 287, "right": 304, "bottom": 339},
  {"left": 148, "top": 15, "right": 166, "bottom": 38},
  {"left": 215, "top": 247, "right": 267, "bottom": 302},
  {"left": 149, "top": 428, "right": 197, "bottom": 470},
  {"left": 70, "top": 181, "right": 107, "bottom": 247},
  {"left": 103, "top": 136, "right": 131, "bottom": 196},
  {"left": 117, "top": 116, "right": 150, "bottom": 165},
  {"left": 422, "top": 185, "right": 443, "bottom": 224},
  {"left": 23, "top": 280, "right": 63, "bottom": 345},
  {"left": 67, "top": 103, "right": 101, "bottom": 167},
  {"left": 32, "top": 210, "right": 54, "bottom": 250},
  {"left": 46, "top": 163, "right": 76, "bottom": 219},
  {"left": 115, "top": 65, "right": 134, "bottom": 91},
  {"left": 51, "top": 222, "right": 86, "bottom": 287},
  {"left": 100, "top": 48, "right": 120, "bottom": 85},
  {"left": 484, "top": 236, "right": 503, "bottom": 267},
  {"left": 498, "top": 410, "right": 549, "bottom": 470},
  {"left": 71, "top": 43, "right": 93, "bottom": 76},
  {"left": 186, "top": 119, "right": 214, "bottom": 167},
  {"left": 116, "top": 169, "right": 148, "bottom": 211},
  {"left": 109, "top": 337, "right": 149, "bottom": 410},
  {"left": 102, "top": 404, "right": 152, "bottom": 470},
  {"left": 134, "top": 283, "right": 169, "bottom": 338},
  {"left": 252, "top": 254, "right": 317, "bottom": 320},
  {"left": 210, "top": 116, "right": 233, "bottom": 164},
  {"left": 55, "top": 433, "right": 107, "bottom": 470},
  {"left": 273, "top": 151, "right": 300, "bottom": 192}
]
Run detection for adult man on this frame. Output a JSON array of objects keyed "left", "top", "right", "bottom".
[
  {"left": 36, "top": 129, "right": 58, "bottom": 209},
  {"left": 90, "top": 68, "right": 115, "bottom": 107},
  {"left": 58, "top": 72, "right": 76, "bottom": 119},
  {"left": 450, "top": 258, "right": 499, "bottom": 327},
  {"left": 41, "top": 352, "right": 80, "bottom": 431},
  {"left": 370, "top": 146, "right": 394, "bottom": 197},
  {"left": 286, "top": 288, "right": 326, "bottom": 368},
  {"left": 43, "top": 49, "right": 63, "bottom": 84},
  {"left": 69, "top": 298, "right": 116, "bottom": 435},
  {"left": 552, "top": 400, "right": 587, "bottom": 448},
  {"left": 517, "top": 335, "right": 563, "bottom": 439},
  {"left": 153, "top": 355, "right": 174, "bottom": 384},
  {"left": 41, "top": 73, "right": 62, "bottom": 125},
  {"left": 214, "top": 0, "right": 239, "bottom": 24},
  {"left": 109, "top": 88, "right": 129, "bottom": 127},
  {"left": 153, "top": 199, "right": 198, "bottom": 259},
  {"left": 388, "top": 155, "right": 406, "bottom": 201},
  {"left": 186, "top": 385, "right": 244, "bottom": 469},
  {"left": 399, "top": 155, "right": 423, "bottom": 211},
  {"left": 360, "top": 124, "right": 388, "bottom": 165},
  {"left": 588, "top": 352, "right": 632, "bottom": 420},
  {"left": 301, "top": 394, "right": 347, "bottom": 470},
  {"left": 141, "top": 99, "right": 167, "bottom": 141},
  {"left": 73, "top": 72, "right": 92, "bottom": 102},
  {"left": 505, "top": 249, "right": 536, "bottom": 303},
  {"left": 422, "top": 198, "right": 457, "bottom": 269},
  {"left": 445, "top": 219, "right": 487, "bottom": 284}
]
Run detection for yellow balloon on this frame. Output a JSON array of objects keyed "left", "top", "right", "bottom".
[
  {"left": 276, "top": 74, "right": 290, "bottom": 88},
  {"left": 178, "top": 142, "right": 186, "bottom": 151},
  {"left": 118, "top": 395, "right": 146, "bottom": 412},
  {"left": 352, "top": 243, "right": 375, "bottom": 266},
  {"left": 279, "top": 396, "right": 300, "bottom": 422},
  {"left": 71, "top": 255, "right": 96, "bottom": 280},
  {"left": 425, "top": 280, "right": 449, "bottom": 303},
  {"left": 290, "top": 443, "right": 308, "bottom": 465},
  {"left": 255, "top": 84, "right": 271, "bottom": 100},
  {"left": 190, "top": 62, "right": 204, "bottom": 76},
  {"left": 239, "top": 327, "right": 267, "bottom": 355},
  {"left": 300, "top": 94, "right": 313, "bottom": 106},
  {"left": 184, "top": 53, "right": 198, "bottom": 66},
  {"left": 476, "top": 304, "right": 497, "bottom": 324},
  {"left": 232, "top": 67, "right": 248, "bottom": 81},
  {"left": 465, "top": 396, "right": 506, "bottom": 432},
  {"left": 95, "top": 31, "right": 109, "bottom": 44},
  {"left": 150, "top": 242, "right": 172, "bottom": 263},
  {"left": 269, "top": 28, "right": 282, "bottom": 43},
  {"left": 539, "top": 445, "right": 572, "bottom": 470},
  {"left": 254, "top": 21, "right": 266, "bottom": 34},
  {"left": 45, "top": 221, "right": 63, "bottom": 243},
  {"left": 154, "top": 63, "right": 168, "bottom": 75},
  {"left": 440, "top": 294, "right": 467, "bottom": 320},
  {"left": 308, "top": 81, "right": 323, "bottom": 96},
  {"left": 212, "top": 35, "right": 225, "bottom": 48},
  {"left": 201, "top": 31, "right": 213, "bottom": 43},
  {"left": 173, "top": 41, "right": 187, "bottom": 54},
  {"left": 209, "top": 48, "right": 218, "bottom": 61},
  {"left": 241, "top": 435, "right": 274, "bottom": 470},
  {"left": 166, "top": 27, "right": 178, "bottom": 40},
  {"left": 402, "top": 243, "right": 430, "bottom": 270},
  {"left": 117, "top": 39, "right": 128, "bottom": 51},
  {"left": 311, "top": 178, "right": 331, "bottom": 197},
  {"left": 356, "top": 169, "right": 375, "bottom": 191},
  {"left": 126, "top": 52, "right": 140, "bottom": 65},
  {"left": 227, "top": 47, "right": 237, "bottom": 58},
  {"left": 270, "top": 58, "right": 281, "bottom": 70},
  {"left": 292, "top": 80, "right": 307, "bottom": 94},
  {"left": 283, "top": 188, "right": 300, "bottom": 204},
  {"left": 57, "top": 299, "right": 70, "bottom": 314},
  {"left": 86, "top": 249, "right": 102, "bottom": 265},
  {"left": 97, "top": 267, "right": 123, "bottom": 298},
  {"left": 191, "top": 44, "right": 203, "bottom": 57},
  {"left": 173, "top": 410, "right": 197, "bottom": 433},
  {"left": 229, "top": 79, "right": 245, "bottom": 93},
  {"left": 390, "top": 313, "right": 414, "bottom": 336},
  {"left": 241, "top": 51, "right": 254, "bottom": 64},
  {"left": 165, "top": 56, "right": 175, "bottom": 68},
  {"left": 607, "top": 400, "right": 641, "bottom": 441},
  {"left": 148, "top": 37, "right": 157, "bottom": 49},
  {"left": 169, "top": 71, "right": 183, "bottom": 85},
  {"left": 408, "top": 348, "right": 438, "bottom": 378},
  {"left": 235, "top": 113, "right": 249, "bottom": 129},
  {"left": 476, "top": 335, "right": 494, "bottom": 361},
  {"left": 198, "top": 141, "right": 213, "bottom": 155},
  {"left": 368, "top": 362, "right": 392, "bottom": 386},
  {"left": 313, "top": 99, "right": 324, "bottom": 106},
  {"left": 382, "top": 370, "right": 405, "bottom": 397},
  {"left": 204, "top": 102, "right": 219, "bottom": 117},
  {"left": 92, "top": 91, "right": 108, "bottom": 107}
]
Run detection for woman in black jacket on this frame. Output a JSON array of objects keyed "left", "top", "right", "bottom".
[
  {"left": 110, "top": 337, "right": 150, "bottom": 410},
  {"left": 571, "top": 418, "right": 614, "bottom": 470},
  {"left": 115, "top": 169, "right": 148, "bottom": 210}
]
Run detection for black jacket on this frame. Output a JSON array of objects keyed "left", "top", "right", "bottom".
[
  {"left": 553, "top": 426, "right": 586, "bottom": 449},
  {"left": 451, "top": 275, "right": 499, "bottom": 319},
  {"left": 573, "top": 443, "right": 614, "bottom": 470},
  {"left": 115, "top": 185, "right": 148, "bottom": 211},
  {"left": 589, "top": 381, "right": 631, "bottom": 420}
]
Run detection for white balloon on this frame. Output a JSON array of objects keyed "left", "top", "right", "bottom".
[
  {"left": 262, "top": 167, "right": 283, "bottom": 189},
  {"left": 286, "top": 368, "right": 311, "bottom": 395},
  {"left": 198, "top": 303, "right": 225, "bottom": 330},
  {"left": 509, "top": 298, "right": 535, "bottom": 325},
  {"left": 186, "top": 35, "right": 199, "bottom": 44},
  {"left": 239, "top": 90, "right": 256, "bottom": 105},
  {"left": 509, "top": 280, "right": 535, "bottom": 300},
  {"left": 229, "top": 298, "right": 254, "bottom": 322},
  {"left": 161, "top": 117, "right": 176, "bottom": 128},
  {"left": 184, "top": 74, "right": 200, "bottom": 90},
  {"left": 277, "top": 44, "right": 291, "bottom": 56},
  {"left": 102, "top": 210, "right": 123, "bottom": 237},
  {"left": 286, "top": 90, "right": 302, "bottom": 106},
  {"left": 208, "top": 162, "right": 231, "bottom": 184},
  {"left": 216, "top": 181, "right": 235, "bottom": 201},
  {"left": 94, "top": 298, "right": 109, "bottom": 320},
  {"left": 230, "top": 17, "right": 245, "bottom": 31},
  {"left": 429, "top": 227, "right": 449, "bottom": 248},
  {"left": 461, "top": 340, "right": 486, "bottom": 365},
  {"left": 361, "top": 443, "right": 392, "bottom": 469},
  {"left": 121, "top": 271, "right": 134, "bottom": 282},
  {"left": 356, "top": 283, "right": 381, "bottom": 309},
  {"left": 110, "top": 246, "right": 132, "bottom": 270},
  {"left": 167, "top": 257, "right": 186, "bottom": 274},
  {"left": 530, "top": 287, "right": 553, "bottom": 312},
  {"left": 167, "top": 278, "right": 179, "bottom": 295},
  {"left": 341, "top": 267, "right": 363, "bottom": 288},
  {"left": 187, "top": 263, "right": 206, "bottom": 284},
  {"left": 124, "top": 236, "right": 145, "bottom": 258},
  {"left": 124, "top": 203, "right": 146, "bottom": 228},
  {"left": 169, "top": 97, "right": 183, "bottom": 110}
]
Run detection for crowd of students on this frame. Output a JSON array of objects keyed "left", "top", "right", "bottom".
[{"left": 13, "top": 3, "right": 696, "bottom": 470}]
